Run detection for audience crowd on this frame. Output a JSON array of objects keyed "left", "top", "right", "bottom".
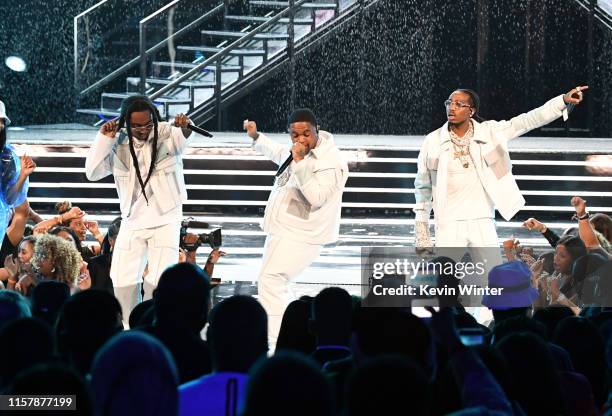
[{"left": 0, "top": 153, "right": 611, "bottom": 415}]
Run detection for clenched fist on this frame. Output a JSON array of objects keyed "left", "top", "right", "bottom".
[
  {"left": 99, "top": 118, "right": 119, "bottom": 138},
  {"left": 291, "top": 141, "right": 308, "bottom": 162},
  {"left": 174, "top": 113, "right": 191, "bottom": 128},
  {"left": 243, "top": 119, "right": 259, "bottom": 140}
]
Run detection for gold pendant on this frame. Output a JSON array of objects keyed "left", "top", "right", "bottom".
[{"left": 463, "top": 161, "right": 469, "bottom": 168}]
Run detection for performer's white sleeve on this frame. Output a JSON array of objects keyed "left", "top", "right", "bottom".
[
  {"left": 292, "top": 163, "right": 343, "bottom": 209},
  {"left": 252, "top": 133, "right": 289, "bottom": 166},
  {"left": 85, "top": 132, "right": 115, "bottom": 181},
  {"left": 486, "top": 95, "right": 567, "bottom": 142},
  {"left": 413, "top": 137, "right": 433, "bottom": 223},
  {"left": 168, "top": 123, "right": 189, "bottom": 154}
]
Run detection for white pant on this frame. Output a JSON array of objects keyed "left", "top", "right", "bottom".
[
  {"left": 435, "top": 218, "right": 502, "bottom": 324},
  {"left": 257, "top": 235, "right": 322, "bottom": 345},
  {"left": 111, "top": 221, "right": 180, "bottom": 324}
]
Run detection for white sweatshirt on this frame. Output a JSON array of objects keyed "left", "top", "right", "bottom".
[{"left": 253, "top": 131, "right": 349, "bottom": 245}]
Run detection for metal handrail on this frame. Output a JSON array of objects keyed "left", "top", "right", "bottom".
[
  {"left": 78, "top": 2, "right": 224, "bottom": 96},
  {"left": 74, "top": 0, "right": 110, "bottom": 90},
  {"left": 150, "top": 0, "right": 309, "bottom": 100},
  {"left": 191, "top": 0, "right": 377, "bottom": 122},
  {"left": 574, "top": 0, "right": 612, "bottom": 29}
]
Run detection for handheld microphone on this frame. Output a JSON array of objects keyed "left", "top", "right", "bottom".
[
  {"left": 276, "top": 152, "right": 293, "bottom": 177},
  {"left": 186, "top": 124, "right": 213, "bottom": 138}
]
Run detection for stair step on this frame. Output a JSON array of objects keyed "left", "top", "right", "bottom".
[
  {"left": 224, "top": 15, "right": 314, "bottom": 24},
  {"left": 126, "top": 77, "right": 216, "bottom": 88},
  {"left": 152, "top": 61, "right": 243, "bottom": 71},
  {"left": 201, "top": 29, "right": 289, "bottom": 40},
  {"left": 101, "top": 92, "right": 192, "bottom": 104},
  {"left": 249, "top": 1, "right": 338, "bottom": 9},
  {"left": 177, "top": 45, "right": 266, "bottom": 56}
]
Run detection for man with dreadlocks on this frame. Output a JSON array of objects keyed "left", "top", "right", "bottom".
[{"left": 85, "top": 95, "right": 192, "bottom": 324}]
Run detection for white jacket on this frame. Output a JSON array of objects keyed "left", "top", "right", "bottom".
[
  {"left": 414, "top": 95, "right": 568, "bottom": 224},
  {"left": 254, "top": 131, "right": 349, "bottom": 245},
  {"left": 85, "top": 122, "right": 188, "bottom": 219}
]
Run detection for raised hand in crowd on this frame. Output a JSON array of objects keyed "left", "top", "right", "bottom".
[
  {"left": 32, "top": 205, "right": 84, "bottom": 235},
  {"left": 85, "top": 220, "right": 104, "bottom": 245},
  {"left": 6, "top": 155, "right": 36, "bottom": 205},
  {"left": 4, "top": 255, "right": 21, "bottom": 290},
  {"left": 19, "top": 155, "right": 36, "bottom": 177},
  {"left": 523, "top": 217, "right": 546, "bottom": 233},
  {"left": 571, "top": 196, "right": 602, "bottom": 250},
  {"left": 502, "top": 238, "right": 519, "bottom": 262},
  {"left": 78, "top": 261, "right": 92, "bottom": 291},
  {"left": 571, "top": 196, "right": 587, "bottom": 217},
  {"left": 207, "top": 248, "right": 226, "bottom": 264}
]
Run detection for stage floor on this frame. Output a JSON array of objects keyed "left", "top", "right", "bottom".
[{"left": 7, "top": 124, "right": 612, "bottom": 300}]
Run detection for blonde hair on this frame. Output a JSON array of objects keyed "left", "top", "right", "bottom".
[
  {"left": 32, "top": 234, "right": 81, "bottom": 286},
  {"left": 55, "top": 200, "right": 72, "bottom": 215}
]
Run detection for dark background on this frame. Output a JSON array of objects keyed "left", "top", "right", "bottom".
[{"left": 1, "top": 0, "right": 610, "bottom": 137}]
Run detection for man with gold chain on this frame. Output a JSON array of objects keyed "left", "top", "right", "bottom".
[
  {"left": 414, "top": 86, "right": 588, "bottom": 250},
  {"left": 413, "top": 87, "right": 588, "bottom": 318}
]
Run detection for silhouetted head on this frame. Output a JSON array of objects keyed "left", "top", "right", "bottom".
[
  {"left": 310, "top": 287, "right": 352, "bottom": 346},
  {"left": 153, "top": 262, "right": 211, "bottom": 333},
  {"left": 0, "top": 317, "right": 54, "bottom": 389},
  {"left": 7, "top": 363, "right": 93, "bottom": 415},
  {"left": 348, "top": 355, "right": 430, "bottom": 416},
  {"left": 207, "top": 295, "right": 268, "bottom": 373},
  {"left": 243, "top": 352, "right": 333, "bottom": 416},
  {"left": 56, "top": 290, "right": 123, "bottom": 376},
  {"left": 31, "top": 280, "right": 71, "bottom": 327},
  {"left": 276, "top": 299, "right": 316, "bottom": 354},
  {"left": 91, "top": 331, "right": 178, "bottom": 416}
]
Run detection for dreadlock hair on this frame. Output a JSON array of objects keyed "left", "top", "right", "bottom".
[
  {"left": 456, "top": 88, "right": 485, "bottom": 122},
  {"left": 117, "top": 95, "right": 162, "bottom": 204}
]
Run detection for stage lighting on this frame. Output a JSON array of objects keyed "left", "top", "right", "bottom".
[{"left": 5, "top": 56, "right": 27, "bottom": 72}]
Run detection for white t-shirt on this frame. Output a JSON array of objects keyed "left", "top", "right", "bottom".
[
  {"left": 445, "top": 154, "right": 495, "bottom": 221},
  {"left": 122, "top": 126, "right": 187, "bottom": 230}
]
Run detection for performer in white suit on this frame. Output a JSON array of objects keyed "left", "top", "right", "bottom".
[
  {"left": 413, "top": 86, "right": 588, "bottom": 319},
  {"left": 244, "top": 109, "right": 349, "bottom": 344},
  {"left": 85, "top": 95, "right": 192, "bottom": 324},
  {"left": 414, "top": 86, "right": 588, "bottom": 249}
]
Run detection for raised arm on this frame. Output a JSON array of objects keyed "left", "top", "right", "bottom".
[
  {"left": 523, "top": 218, "right": 560, "bottom": 248},
  {"left": 5, "top": 155, "right": 35, "bottom": 206},
  {"left": 489, "top": 86, "right": 588, "bottom": 142},
  {"left": 571, "top": 196, "right": 601, "bottom": 250},
  {"left": 85, "top": 119, "right": 118, "bottom": 181},
  {"left": 244, "top": 119, "right": 287, "bottom": 166}
]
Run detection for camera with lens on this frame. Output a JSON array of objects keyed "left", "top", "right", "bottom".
[{"left": 180, "top": 219, "right": 222, "bottom": 251}]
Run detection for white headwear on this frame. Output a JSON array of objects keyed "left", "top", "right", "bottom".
[{"left": 0, "top": 100, "right": 11, "bottom": 125}]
